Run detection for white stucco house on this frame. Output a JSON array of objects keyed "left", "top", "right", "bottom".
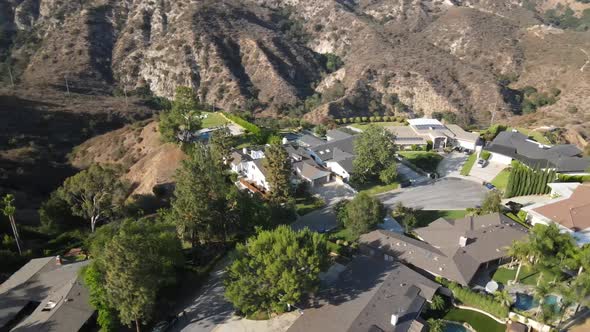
[
  {"left": 386, "top": 118, "right": 480, "bottom": 151},
  {"left": 523, "top": 182, "right": 590, "bottom": 245}
]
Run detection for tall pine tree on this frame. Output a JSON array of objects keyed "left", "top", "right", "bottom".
[{"left": 264, "top": 144, "right": 292, "bottom": 205}]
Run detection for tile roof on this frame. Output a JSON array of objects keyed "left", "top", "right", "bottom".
[
  {"left": 287, "top": 257, "right": 439, "bottom": 332},
  {"left": 360, "top": 213, "right": 528, "bottom": 285},
  {"left": 533, "top": 184, "right": 590, "bottom": 231}
]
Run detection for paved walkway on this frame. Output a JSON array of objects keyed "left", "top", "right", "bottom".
[{"left": 502, "top": 195, "right": 552, "bottom": 207}]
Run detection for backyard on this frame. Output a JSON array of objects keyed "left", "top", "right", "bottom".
[
  {"left": 348, "top": 121, "right": 405, "bottom": 131},
  {"left": 492, "top": 265, "right": 560, "bottom": 286},
  {"left": 399, "top": 151, "right": 443, "bottom": 173},
  {"left": 443, "top": 308, "right": 505, "bottom": 332},
  {"left": 201, "top": 112, "right": 229, "bottom": 128}
]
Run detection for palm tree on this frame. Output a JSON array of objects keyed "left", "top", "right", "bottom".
[
  {"left": 494, "top": 290, "right": 513, "bottom": 307},
  {"left": 1, "top": 194, "right": 22, "bottom": 255},
  {"left": 534, "top": 281, "right": 552, "bottom": 319},
  {"left": 571, "top": 273, "right": 590, "bottom": 315},
  {"left": 429, "top": 294, "right": 446, "bottom": 311},
  {"left": 557, "top": 282, "right": 576, "bottom": 328},
  {"left": 427, "top": 318, "right": 444, "bottom": 332},
  {"left": 508, "top": 240, "right": 531, "bottom": 283}
]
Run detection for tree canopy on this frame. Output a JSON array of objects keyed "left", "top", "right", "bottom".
[
  {"left": 352, "top": 125, "right": 398, "bottom": 184},
  {"left": 56, "top": 164, "right": 128, "bottom": 232},
  {"left": 337, "top": 192, "right": 385, "bottom": 238},
  {"left": 264, "top": 144, "right": 293, "bottom": 205},
  {"left": 159, "top": 86, "right": 202, "bottom": 142},
  {"left": 224, "top": 226, "right": 329, "bottom": 316},
  {"left": 84, "top": 218, "right": 183, "bottom": 332}
]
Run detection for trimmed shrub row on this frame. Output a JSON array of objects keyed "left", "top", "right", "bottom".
[
  {"left": 335, "top": 116, "right": 408, "bottom": 124},
  {"left": 223, "top": 113, "right": 261, "bottom": 135},
  {"left": 505, "top": 161, "right": 555, "bottom": 198},
  {"left": 445, "top": 280, "right": 509, "bottom": 319}
]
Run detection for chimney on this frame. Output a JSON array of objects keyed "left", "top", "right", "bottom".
[
  {"left": 459, "top": 236, "right": 469, "bottom": 247},
  {"left": 390, "top": 314, "right": 399, "bottom": 327},
  {"left": 56, "top": 255, "right": 62, "bottom": 265},
  {"left": 282, "top": 137, "right": 288, "bottom": 145},
  {"left": 242, "top": 147, "right": 248, "bottom": 155}
]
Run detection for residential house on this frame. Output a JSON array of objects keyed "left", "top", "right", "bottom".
[
  {"left": 359, "top": 213, "right": 528, "bottom": 286},
  {"left": 484, "top": 130, "right": 590, "bottom": 174},
  {"left": 287, "top": 256, "right": 440, "bottom": 332},
  {"left": 297, "top": 134, "right": 325, "bottom": 148},
  {"left": 308, "top": 134, "right": 356, "bottom": 181},
  {"left": 523, "top": 182, "right": 590, "bottom": 245},
  {"left": 387, "top": 119, "right": 480, "bottom": 151},
  {"left": 0, "top": 257, "right": 95, "bottom": 332},
  {"left": 285, "top": 145, "right": 332, "bottom": 187},
  {"left": 230, "top": 147, "right": 269, "bottom": 193}
]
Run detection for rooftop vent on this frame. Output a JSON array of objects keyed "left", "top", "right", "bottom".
[
  {"left": 391, "top": 314, "right": 399, "bottom": 327},
  {"left": 459, "top": 236, "right": 469, "bottom": 247}
]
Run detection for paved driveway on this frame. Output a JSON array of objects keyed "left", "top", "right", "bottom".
[
  {"left": 437, "top": 152, "right": 468, "bottom": 178},
  {"left": 398, "top": 163, "right": 429, "bottom": 185},
  {"left": 469, "top": 160, "right": 506, "bottom": 183},
  {"left": 291, "top": 183, "right": 355, "bottom": 233},
  {"left": 171, "top": 262, "right": 234, "bottom": 332},
  {"left": 378, "top": 177, "right": 487, "bottom": 210}
]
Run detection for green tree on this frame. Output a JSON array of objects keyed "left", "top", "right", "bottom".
[
  {"left": 224, "top": 226, "right": 329, "bottom": 316},
  {"left": 508, "top": 240, "right": 532, "bottom": 282},
  {"left": 430, "top": 294, "right": 446, "bottom": 311},
  {"left": 159, "top": 86, "right": 202, "bottom": 142},
  {"left": 401, "top": 213, "right": 417, "bottom": 233},
  {"left": 209, "top": 126, "right": 233, "bottom": 171},
  {"left": 479, "top": 190, "right": 503, "bottom": 215},
  {"left": 341, "top": 192, "right": 385, "bottom": 238},
  {"left": 83, "top": 264, "right": 120, "bottom": 332},
  {"left": 352, "top": 125, "right": 397, "bottom": 184},
  {"left": 264, "top": 144, "right": 292, "bottom": 205},
  {"left": 1, "top": 194, "right": 22, "bottom": 255},
  {"left": 88, "top": 219, "right": 183, "bottom": 332},
  {"left": 494, "top": 290, "right": 513, "bottom": 307},
  {"left": 57, "top": 164, "right": 128, "bottom": 232},
  {"left": 427, "top": 318, "right": 445, "bottom": 332},
  {"left": 170, "top": 143, "right": 226, "bottom": 249},
  {"left": 379, "top": 162, "right": 398, "bottom": 185}
]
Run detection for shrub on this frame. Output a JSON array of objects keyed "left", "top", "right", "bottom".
[
  {"left": 369, "top": 116, "right": 376, "bottom": 122},
  {"left": 361, "top": 116, "right": 368, "bottom": 122},
  {"left": 354, "top": 117, "right": 362, "bottom": 123},
  {"left": 447, "top": 282, "right": 509, "bottom": 318},
  {"left": 480, "top": 150, "right": 491, "bottom": 160}
]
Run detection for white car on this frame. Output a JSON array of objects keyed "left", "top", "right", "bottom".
[{"left": 476, "top": 158, "right": 487, "bottom": 168}]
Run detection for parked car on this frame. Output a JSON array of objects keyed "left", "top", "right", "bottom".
[
  {"left": 484, "top": 183, "right": 496, "bottom": 190},
  {"left": 463, "top": 149, "right": 473, "bottom": 155},
  {"left": 400, "top": 179, "right": 411, "bottom": 188},
  {"left": 476, "top": 158, "right": 487, "bottom": 168}
]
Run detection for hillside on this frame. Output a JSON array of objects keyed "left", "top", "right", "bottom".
[{"left": 1, "top": 0, "right": 590, "bottom": 222}]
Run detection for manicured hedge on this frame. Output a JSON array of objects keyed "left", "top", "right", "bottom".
[
  {"left": 504, "top": 161, "right": 555, "bottom": 198},
  {"left": 558, "top": 174, "right": 590, "bottom": 183},
  {"left": 223, "top": 113, "right": 261, "bottom": 134},
  {"left": 336, "top": 116, "right": 407, "bottom": 124},
  {"left": 446, "top": 281, "right": 509, "bottom": 319}
]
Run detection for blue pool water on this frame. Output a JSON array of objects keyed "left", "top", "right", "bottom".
[
  {"left": 514, "top": 293, "right": 536, "bottom": 311},
  {"left": 514, "top": 293, "right": 562, "bottom": 312},
  {"left": 444, "top": 322, "right": 468, "bottom": 332}
]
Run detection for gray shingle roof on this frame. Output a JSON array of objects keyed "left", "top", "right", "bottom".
[
  {"left": 485, "top": 131, "right": 590, "bottom": 172},
  {"left": 288, "top": 257, "right": 439, "bottom": 332},
  {"left": 298, "top": 134, "right": 326, "bottom": 148},
  {"left": 326, "top": 129, "right": 353, "bottom": 141},
  {"left": 0, "top": 258, "right": 93, "bottom": 332},
  {"left": 360, "top": 213, "right": 528, "bottom": 285}
]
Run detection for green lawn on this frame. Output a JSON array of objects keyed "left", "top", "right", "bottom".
[
  {"left": 492, "top": 265, "right": 559, "bottom": 286},
  {"left": 348, "top": 122, "right": 404, "bottom": 131},
  {"left": 491, "top": 169, "right": 511, "bottom": 191},
  {"left": 295, "top": 196, "right": 326, "bottom": 216},
  {"left": 329, "top": 227, "right": 357, "bottom": 243},
  {"left": 414, "top": 210, "right": 469, "bottom": 227},
  {"left": 460, "top": 154, "right": 477, "bottom": 176},
  {"left": 399, "top": 151, "right": 443, "bottom": 173},
  {"left": 201, "top": 112, "right": 230, "bottom": 128},
  {"left": 357, "top": 181, "right": 399, "bottom": 196},
  {"left": 444, "top": 308, "right": 505, "bottom": 332}
]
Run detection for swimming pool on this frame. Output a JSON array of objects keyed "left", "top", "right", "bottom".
[
  {"left": 514, "top": 293, "right": 536, "bottom": 311},
  {"left": 513, "top": 293, "right": 561, "bottom": 312},
  {"left": 444, "top": 322, "right": 468, "bottom": 332}
]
